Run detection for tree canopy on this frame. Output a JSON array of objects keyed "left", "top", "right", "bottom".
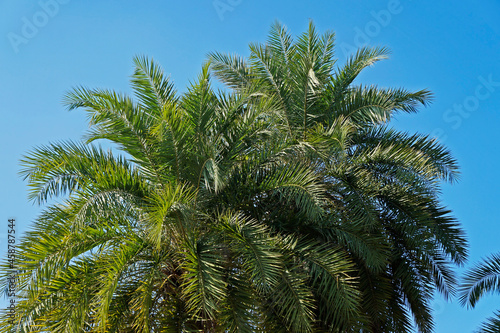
[{"left": 1, "top": 22, "right": 467, "bottom": 333}]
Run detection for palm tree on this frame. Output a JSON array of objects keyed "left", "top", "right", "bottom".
[
  {"left": 209, "top": 21, "right": 468, "bottom": 332},
  {"left": 0, "top": 22, "right": 467, "bottom": 332},
  {"left": 460, "top": 254, "right": 500, "bottom": 333},
  {"left": 0, "top": 57, "right": 358, "bottom": 332}
]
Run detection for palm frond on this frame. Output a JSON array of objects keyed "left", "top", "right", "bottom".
[
  {"left": 131, "top": 55, "right": 178, "bottom": 114},
  {"left": 478, "top": 311, "right": 500, "bottom": 333},
  {"left": 460, "top": 253, "right": 500, "bottom": 308}
]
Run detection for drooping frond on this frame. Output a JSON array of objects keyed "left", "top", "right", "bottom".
[
  {"left": 478, "top": 311, "right": 500, "bottom": 333},
  {"left": 209, "top": 52, "right": 253, "bottom": 91},
  {"left": 19, "top": 140, "right": 146, "bottom": 204},
  {"left": 459, "top": 253, "right": 500, "bottom": 308}
]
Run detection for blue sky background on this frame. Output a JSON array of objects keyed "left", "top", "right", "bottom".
[{"left": 1, "top": 1, "right": 499, "bottom": 331}]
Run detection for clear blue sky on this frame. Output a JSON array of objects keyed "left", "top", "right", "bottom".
[{"left": 1, "top": 1, "right": 499, "bottom": 331}]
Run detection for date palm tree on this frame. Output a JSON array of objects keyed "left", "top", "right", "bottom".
[
  {"left": 0, "top": 22, "right": 467, "bottom": 333},
  {"left": 209, "top": 21, "right": 467, "bottom": 332},
  {"left": 0, "top": 57, "right": 359, "bottom": 333},
  {"left": 460, "top": 254, "right": 500, "bottom": 333}
]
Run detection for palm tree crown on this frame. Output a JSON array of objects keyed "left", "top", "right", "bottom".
[{"left": 1, "top": 22, "right": 467, "bottom": 333}]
